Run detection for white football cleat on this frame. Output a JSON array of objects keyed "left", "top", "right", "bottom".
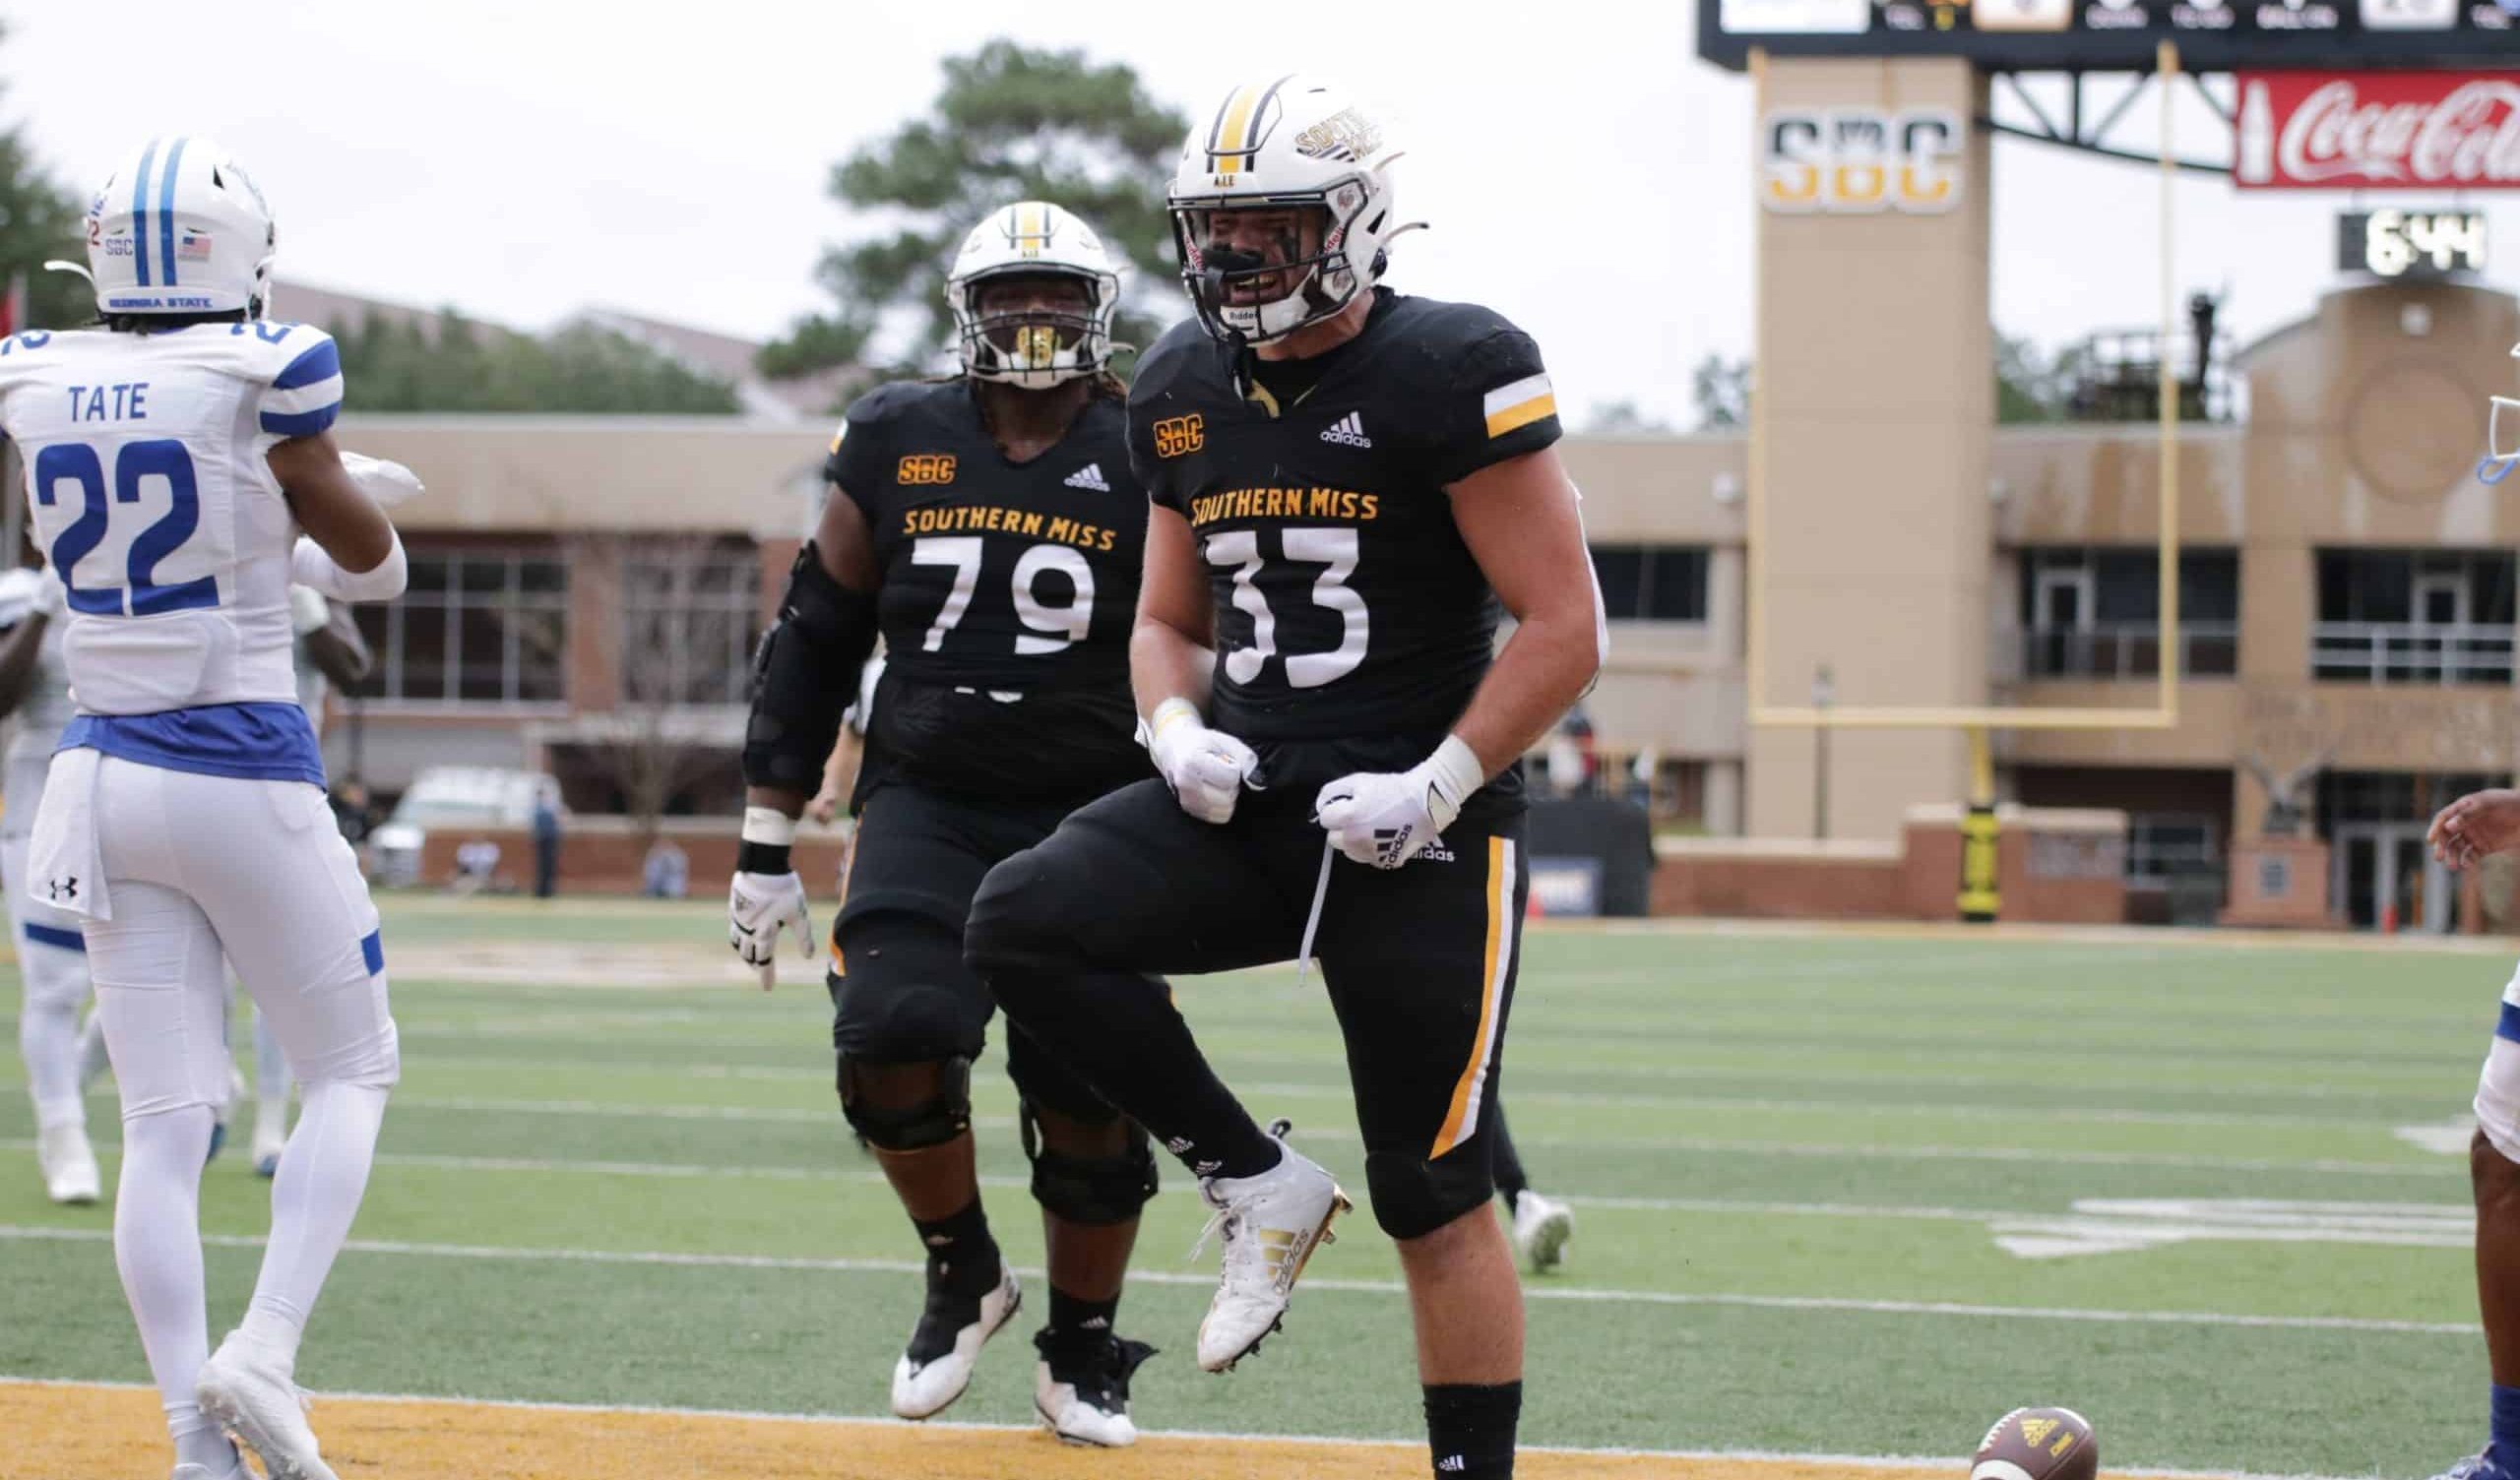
[
  {"left": 170, "top": 1459, "right": 248, "bottom": 1480},
  {"left": 37, "top": 1122, "right": 99, "bottom": 1205},
  {"left": 1034, "top": 1327, "right": 1157, "bottom": 1448},
  {"left": 206, "top": 1066, "right": 245, "bottom": 1166},
  {"left": 252, "top": 1105, "right": 288, "bottom": 1180},
  {"left": 890, "top": 1264, "right": 1020, "bottom": 1420},
  {"left": 1192, "top": 1124, "right": 1350, "bottom": 1373},
  {"left": 1511, "top": 1190, "right": 1575, "bottom": 1273},
  {"left": 197, "top": 1332, "right": 337, "bottom": 1480}
]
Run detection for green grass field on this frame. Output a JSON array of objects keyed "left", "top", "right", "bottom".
[{"left": 0, "top": 897, "right": 2506, "bottom": 1476}]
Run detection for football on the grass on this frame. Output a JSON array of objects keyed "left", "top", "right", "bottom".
[{"left": 1971, "top": 1406, "right": 2099, "bottom": 1480}]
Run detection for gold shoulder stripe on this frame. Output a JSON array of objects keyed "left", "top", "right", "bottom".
[{"left": 1485, "top": 393, "right": 1556, "bottom": 439}]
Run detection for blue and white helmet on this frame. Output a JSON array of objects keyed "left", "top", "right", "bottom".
[
  {"left": 84, "top": 136, "right": 277, "bottom": 318},
  {"left": 2494, "top": 341, "right": 2520, "bottom": 472}
]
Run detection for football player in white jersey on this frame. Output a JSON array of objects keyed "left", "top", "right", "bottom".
[
  {"left": 0, "top": 553, "right": 94, "bottom": 1202},
  {"left": 1, "top": 136, "right": 410, "bottom": 1480}
]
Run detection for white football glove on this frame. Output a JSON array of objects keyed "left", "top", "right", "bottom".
[
  {"left": 1148, "top": 699, "right": 1257, "bottom": 825},
  {"left": 288, "top": 584, "right": 331, "bottom": 637},
  {"left": 1314, "top": 736, "right": 1486, "bottom": 871},
  {"left": 341, "top": 450, "right": 426, "bottom": 508},
  {"left": 728, "top": 870, "right": 815, "bottom": 990},
  {"left": 0, "top": 566, "right": 64, "bottom": 627}
]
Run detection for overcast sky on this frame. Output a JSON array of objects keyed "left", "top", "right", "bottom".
[{"left": 9, "top": 0, "right": 2517, "bottom": 428}]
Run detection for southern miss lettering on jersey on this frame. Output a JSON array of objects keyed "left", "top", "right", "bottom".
[
  {"left": 824, "top": 379, "right": 1149, "bottom": 805},
  {"left": 0, "top": 322, "right": 343, "bottom": 784},
  {"left": 1126, "top": 289, "right": 1559, "bottom": 805}
]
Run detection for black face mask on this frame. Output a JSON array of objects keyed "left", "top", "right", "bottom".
[{"left": 1196, "top": 245, "right": 1270, "bottom": 309}]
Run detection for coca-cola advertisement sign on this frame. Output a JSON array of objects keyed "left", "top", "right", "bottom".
[{"left": 2235, "top": 72, "right": 2520, "bottom": 190}]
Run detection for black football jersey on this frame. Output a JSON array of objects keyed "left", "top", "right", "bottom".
[
  {"left": 825, "top": 379, "right": 1150, "bottom": 806},
  {"left": 1126, "top": 289, "right": 1562, "bottom": 808}
]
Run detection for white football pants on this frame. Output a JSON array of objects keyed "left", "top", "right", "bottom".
[
  {"left": 5, "top": 756, "right": 93, "bottom": 1129},
  {"left": 85, "top": 758, "right": 398, "bottom": 1119}
]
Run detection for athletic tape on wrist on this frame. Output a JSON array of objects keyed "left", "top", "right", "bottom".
[
  {"left": 1150, "top": 698, "right": 1200, "bottom": 739},
  {"left": 742, "top": 807, "right": 798, "bottom": 846}
]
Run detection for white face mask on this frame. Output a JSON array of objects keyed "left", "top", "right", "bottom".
[
  {"left": 2487, "top": 345, "right": 2520, "bottom": 487},
  {"left": 2491, "top": 396, "right": 2520, "bottom": 487}
]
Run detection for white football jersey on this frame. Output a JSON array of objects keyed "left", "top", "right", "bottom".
[{"left": 0, "top": 322, "right": 342, "bottom": 718}]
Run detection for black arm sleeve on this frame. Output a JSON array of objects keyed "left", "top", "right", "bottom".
[{"left": 741, "top": 545, "right": 880, "bottom": 794}]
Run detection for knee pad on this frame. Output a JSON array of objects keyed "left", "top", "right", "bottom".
[
  {"left": 829, "top": 914, "right": 990, "bottom": 1066},
  {"left": 1021, "top": 1100, "right": 1158, "bottom": 1226},
  {"left": 839, "top": 1053, "right": 972, "bottom": 1152},
  {"left": 1364, "top": 1143, "right": 1496, "bottom": 1243}
]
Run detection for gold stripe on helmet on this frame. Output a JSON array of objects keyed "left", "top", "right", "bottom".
[{"left": 1210, "top": 83, "right": 1266, "bottom": 177}]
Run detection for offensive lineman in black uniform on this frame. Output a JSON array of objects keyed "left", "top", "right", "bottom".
[
  {"left": 966, "top": 80, "right": 1606, "bottom": 1480},
  {"left": 729, "top": 202, "right": 1163, "bottom": 1446}
]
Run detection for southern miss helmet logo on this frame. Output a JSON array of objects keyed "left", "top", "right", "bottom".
[{"left": 1292, "top": 106, "right": 1383, "bottom": 162}]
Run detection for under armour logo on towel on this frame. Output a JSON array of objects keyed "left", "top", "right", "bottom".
[{"left": 45, "top": 876, "right": 77, "bottom": 903}]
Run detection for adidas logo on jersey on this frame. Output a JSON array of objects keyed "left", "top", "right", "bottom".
[
  {"left": 1318, "top": 412, "right": 1371, "bottom": 448},
  {"left": 1064, "top": 462, "right": 1110, "bottom": 491}
]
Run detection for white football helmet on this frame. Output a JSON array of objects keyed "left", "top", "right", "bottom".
[
  {"left": 2492, "top": 341, "right": 2520, "bottom": 472},
  {"left": 944, "top": 202, "right": 1122, "bottom": 389},
  {"left": 83, "top": 135, "right": 277, "bottom": 319},
  {"left": 1167, "top": 76, "right": 1412, "bottom": 346}
]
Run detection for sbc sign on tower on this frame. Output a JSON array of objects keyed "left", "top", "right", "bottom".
[{"left": 1761, "top": 107, "right": 1965, "bottom": 214}]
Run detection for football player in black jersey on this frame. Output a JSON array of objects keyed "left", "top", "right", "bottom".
[
  {"left": 729, "top": 202, "right": 1164, "bottom": 1447},
  {"left": 967, "top": 81, "right": 1606, "bottom": 1480}
]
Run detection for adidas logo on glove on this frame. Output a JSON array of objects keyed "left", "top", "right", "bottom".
[{"left": 1318, "top": 412, "right": 1371, "bottom": 448}]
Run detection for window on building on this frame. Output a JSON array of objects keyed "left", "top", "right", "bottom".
[
  {"left": 620, "top": 537, "right": 763, "bottom": 707},
  {"left": 2015, "top": 547, "right": 2237, "bottom": 678},
  {"left": 2313, "top": 550, "right": 2516, "bottom": 684},
  {"left": 1590, "top": 545, "right": 1710, "bottom": 623},
  {"left": 354, "top": 546, "right": 568, "bottom": 707},
  {"left": 2124, "top": 813, "right": 2219, "bottom": 882}
]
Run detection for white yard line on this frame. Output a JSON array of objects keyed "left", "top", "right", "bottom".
[
  {"left": 368, "top": 1045, "right": 2453, "bottom": 1108},
  {"left": 0, "top": 1225, "right": 2473, "bottom": 1335}
]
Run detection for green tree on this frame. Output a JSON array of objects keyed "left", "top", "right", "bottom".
[
  {"left": 1690, "top": 339, "right": 2089, "bottom": 431},
  {"left": 765, "top": 40, "right": 1191, "bottom": 384},
  {"left": 1996, "top": 333, "right": 2070, "bottom": 424},
  {"left": 1689, "top": 354, "right": 1752, "bottom": 432},
  {"left": 329, "top": 308, "right": 739, "bottom": 414},
  {"left": 0, "top": 31, "right": 96, "bottom": 332}
]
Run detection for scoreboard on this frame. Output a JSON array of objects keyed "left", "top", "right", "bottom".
[
  {"left": 1700, "top": 0, "right": 2520, "bottom": 69},
  {"left": 2337, "top": 210, "right": 2488, "bottom": 278}
]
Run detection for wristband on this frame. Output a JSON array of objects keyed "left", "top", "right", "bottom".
[
  {"left": 1424, "top": 735, "right": 1487, "bottom": 810},
  {"left": 743, "top": 807, "right": 798, "bottom": 845},
  {"left": 1151, "top": 698, "right": 1201, "bottom": 738},
  {"left": 739, "top": 806, "right": 796, "bottom": 876}
]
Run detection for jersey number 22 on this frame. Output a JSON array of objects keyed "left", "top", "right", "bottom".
[{"left": 34, "top": 440, "right": 219, "bottom": 616}]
